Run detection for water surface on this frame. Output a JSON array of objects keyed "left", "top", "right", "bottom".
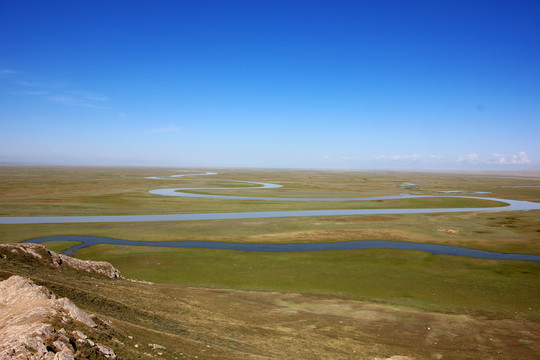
[
  {"left": 25, "top": 235, "right": 540, "bottom": 261},
  {"left": 2, "top": 172, "right": 539, "bottom": 224}
]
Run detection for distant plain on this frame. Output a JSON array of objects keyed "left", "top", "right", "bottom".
[{"left": 1, "top": 165, "right": 539, "bottom": 359}]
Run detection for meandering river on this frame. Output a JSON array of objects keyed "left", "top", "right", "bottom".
[
  {"left": 7, "top": 171, "right": 540, "bottom": 260},
  {"left": 24, "top": 236, "right": 540, "bottom": 261},
  {"left": 2, "top": 172, "right": 540, "bottom": 224}
]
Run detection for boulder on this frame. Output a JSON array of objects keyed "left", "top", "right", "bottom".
[
  {"left": 0, "top": 243, "right": 123, "bottom": 279},
  {"left": 0, "top": 276, "right": 115, "bottom": 359}
]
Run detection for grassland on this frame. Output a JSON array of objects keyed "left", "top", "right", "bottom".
[
  {"left": 2, "top": 210, "right": 539, "bottom": 254},
  {"left": 77, "top": 244, "right": 540, "bottom": 317},
  {"left": 41, "top": 240, "right": 83, "bottom": 253},
  {"left": 0, "top": 166, "right": 529, "bottom": 217},
  {"left": 1, "top": 165, "right": 539, "bottom": 358},
  {"left": 1, "top": 244, "right": 539, "bottom": 359}
]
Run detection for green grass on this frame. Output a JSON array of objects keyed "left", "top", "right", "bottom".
[
  {"left": 0, "top": 192, "right": 507, "bottom": 216},
  {"left": 41, "top": 240, "right": 82, "bottom": 253},
  {"left": 2, "top": 166, "right": 540, "bottom": 359},
  {"left": 3, "top": 209, "right": 539, "bottom": 255},
  {"left": 76, "top": 244, "right": 540, "bottom": 317},
  {"left": 2, "top": 166, "right": 540, "bottom": 315},
  {"left": 4, "top": 243, "right": 539, "bottom": 359},
  {"left": 0, "top": 165, "right": 533, "bottom": 217}
]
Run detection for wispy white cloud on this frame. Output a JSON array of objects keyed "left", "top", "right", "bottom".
[
  {"left": 151, "top": 125, "right": 181, "bottom": 133},
  {"left": 457, "top": 153, "right": 480, "bottom": 163},
  {"left": 456, "top": 151, "right": 531, "bottom": 165},
  {"left": 16, "top": 81, "right": 42, "bottom": 87},
  {"left": 489, "top": 151, "right": 530, "bottom": 165},
  {"left": 70, "top": 90, "right": 109, "bottom": 102},
  {"left": 373, "top": 154, "right": 421, "bottom": 162},
  {"left": 0, "top": 69, "right": 17, "bottom": 77},
  {"left": 340, "top": 156, "right": 360, "bottom": 161},
  {"left": 392, "top": 154, "right": 420, "bottom": 161},
  {"left": 47, "top": 94, "right": 109, "bottom": 108},
  {"left": 22, "top": 90, "right": 50, "bottom": 96},
  {"left": 17, "top": 80, "right": 73, "bottom": 88},
  {"left": 371, "top": 152, "right": 533, "bottom": 168},
  {"left": 8, "top": 73, "right": 108, "bottom": 108},
  {"left": 319, "top": 152, "right": 533, "bottom": 169},
  {"left": 47, "top": 90, "right": 109, "bottom": 108},
  {"left": 47, "top": 95, "right": 76, "bottom": 104}
]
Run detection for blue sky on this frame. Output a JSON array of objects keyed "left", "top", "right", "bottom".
[{"left": 1, "top": 0, "right": 539, "bottom": 169}]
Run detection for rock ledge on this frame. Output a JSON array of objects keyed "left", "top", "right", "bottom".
[
  {"left": 0, "top": 243, "right": 122, "bottom": 279},
  {"left": 0, "top": 275, "right": 116, "bottom": 360}
]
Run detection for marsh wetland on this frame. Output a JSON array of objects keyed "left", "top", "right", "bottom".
[{"left": 1, "top": 166, "right": 539, "bottom": 359}]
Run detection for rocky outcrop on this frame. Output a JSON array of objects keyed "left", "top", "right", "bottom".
[
  {"left": 0, "top": 243, "right": 122, "bottom": 279},
  {"left": 0, "top": 276, "right": 116, "bottom": 360}
]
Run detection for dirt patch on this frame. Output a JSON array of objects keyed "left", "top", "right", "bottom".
[
  {"left": 329, "top": 215, "right": 399, "bottom": 222},
  {"left": 360, "top": 215, "right": 398, "bottom": 222},
  {"left": 179, "top": 287, "right": 540, "bottom": 359},
  {"left": 249, "top": 229, "right": 419, "bottom": 242},
  {"left": 437, "top": 228, "right": 460, "bottom": 234}
]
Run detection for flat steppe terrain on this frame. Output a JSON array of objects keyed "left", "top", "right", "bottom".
[{"left": 1, "top": 165, "right": 539, "bottom": 359}]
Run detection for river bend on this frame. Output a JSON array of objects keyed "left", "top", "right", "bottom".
[
  {"left": 24, "top": 236, "right": 540, "bottom": 262},
  {"left": 2, "top": 171, "right": 539, "bottom": 224}
]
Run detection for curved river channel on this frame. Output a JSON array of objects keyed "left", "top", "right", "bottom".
[
  {"left": 2, "top": 172, "right": 540, "bottom": 224},
  {"left": 6, "top": 171, "right": 540, "bottom": 260},
  {"left": 24, "top": 235, "right": 540, "bottom": 262}
]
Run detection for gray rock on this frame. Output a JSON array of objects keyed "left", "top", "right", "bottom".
[
  {"left": 96, "top": 343, "right": 117, "bottom": 358},
  {"left": 0, "top": 243, "right": 123, "bottom": 279},
  {"left": 0, "top": 276, "right": 104, "bottom": 360}
]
